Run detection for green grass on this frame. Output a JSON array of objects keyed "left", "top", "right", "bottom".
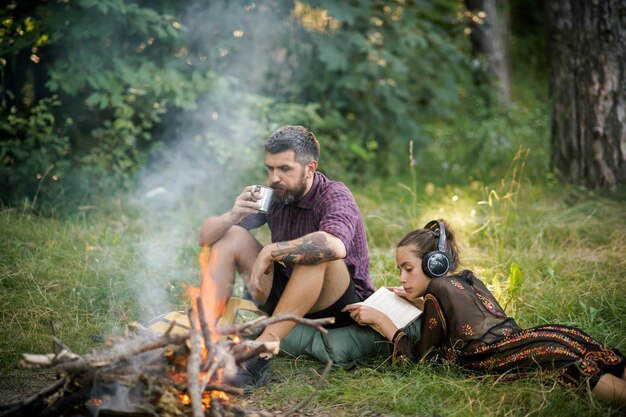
[
  {"left": 1, "top": 106, "right": 625, "bottom": 416},
  {"left": 1, "top": 180, "right": 624, "bottom": 415}
]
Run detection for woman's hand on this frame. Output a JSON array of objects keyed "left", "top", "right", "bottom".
[
  {"left": 388, "top": 287, "right": 425, "bottom": 310},
  {"left": 342, "top": 304, "right": 397, "bottom": 340}
]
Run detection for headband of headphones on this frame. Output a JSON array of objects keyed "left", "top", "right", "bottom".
[{"left": 424, "top": 220, "right": 447, "bottom": 253}]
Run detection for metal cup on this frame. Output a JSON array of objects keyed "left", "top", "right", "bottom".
[{"left": 252, "top": 185, "right": 274, "bottom": 213}]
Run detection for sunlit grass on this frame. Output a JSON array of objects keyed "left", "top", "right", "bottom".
[{"left": 1, "top": 176, "right": 625, "bottom": 414}]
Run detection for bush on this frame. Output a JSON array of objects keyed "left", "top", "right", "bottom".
[
  {"left": 0, "top": 96, "right": 70, "bottom": 206},
  {"left": 411, "top": 99, "right": 550, "bottom": 186}
]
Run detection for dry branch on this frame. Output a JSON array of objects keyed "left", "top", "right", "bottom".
[
  {"left": 187, "top": 310, "right": 205, "bottom": 417},
  {"left": 6, "top": 313, "right": 335, "bottom": 417},
  {"left": 285, "top": 360, "right": 333, "bottom": 416},
  {"left": 217, "top": 314, "right": 334, "bottom": 336}
]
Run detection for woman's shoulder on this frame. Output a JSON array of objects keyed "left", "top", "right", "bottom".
[{"left": 427, "top": 270, "right": 477, "bottom": 294}]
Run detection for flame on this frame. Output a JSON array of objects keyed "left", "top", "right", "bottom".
[
  {"left": 183, "top": 245, "right": 229, "bottom": 386},
  {"left": 187, "top": 245, "right": 226, "bottom": 339},
  {"left": 212, "top": 390, "right": 229, "bottom": 401},
  {"left": 179, "top": 391, "right": 229, "bottom": 410},
  {"left": 231, "top": 335, "right": 241, "bottom": 344},
  {"left": 92, "top": 398, "right": 103, "bottom": 407}
]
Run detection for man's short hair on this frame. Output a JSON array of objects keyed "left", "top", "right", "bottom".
[{"left": 264, "top": 125, "right": 320, "bottom": 165}]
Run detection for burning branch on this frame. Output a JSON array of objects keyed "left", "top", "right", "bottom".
[{"left": 5, "top": 313, "right": 334, "bottom": 417}]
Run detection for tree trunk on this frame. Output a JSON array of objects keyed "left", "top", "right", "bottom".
[
  {"left": 465, "top": 0, "right": 512, "bottom": 105},
  {"left": 547, "top": 0, "right": 626, "bottom": 191}
]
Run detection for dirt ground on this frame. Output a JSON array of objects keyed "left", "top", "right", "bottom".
[{"left": 0, "top": 368, "right": 58, "bottom": 403}]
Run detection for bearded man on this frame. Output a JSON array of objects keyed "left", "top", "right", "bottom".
[{"left": 197, "top": 125, "right": 375, "bottom": 387}]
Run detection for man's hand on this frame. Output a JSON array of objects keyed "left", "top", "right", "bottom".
[
  {"left": 227, "top": 186, "right": 263, "bottom": 224},
  {"left": 249, "top": 245, "right": 273, "bottom": 297},
  {"left": 197, "top": 185, "right": 265, "bottom": 246}
]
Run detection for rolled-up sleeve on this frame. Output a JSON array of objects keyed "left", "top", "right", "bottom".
[{"left": 316, "top": 185, "right": 359, "bottom": 252}]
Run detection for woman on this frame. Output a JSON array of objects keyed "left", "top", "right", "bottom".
[{"left": 343, "top": 219, "right": 626, "bottom": 403}]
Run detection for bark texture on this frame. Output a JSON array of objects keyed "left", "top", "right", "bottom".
[
  {"left": 547, "top": 0, "right": 626, "bottom": 190},
  {"left": 465, "top": 0, "right": 512, "bottom": 105}
]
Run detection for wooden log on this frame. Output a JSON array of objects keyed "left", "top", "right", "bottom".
[{"left": 186, "top": 311, "right": 204, "bottom": 417}]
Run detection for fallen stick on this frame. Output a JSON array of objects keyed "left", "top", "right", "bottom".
[
  {"left": 218, "top": 314, "right": 334, "bottom": 336},
  {"left": 0, "top": 378, "right": 66, "bottom": 417},
  {"left": 284, "top": 360, "right": 333, "bottom": 416}
]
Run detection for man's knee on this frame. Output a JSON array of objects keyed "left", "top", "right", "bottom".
[
  {"left": 212, "top": 225, "right": 253, "bottom": 252},
  {"left": 321, "top": 259, "right": 350, "bottom": 286},
  {"left": 290, "top": 260, "right": 350, "bottom": 312}
]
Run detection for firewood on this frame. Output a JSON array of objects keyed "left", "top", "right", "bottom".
[
  {"left": 5, "top": 313, "right": 335, "bottom": 417},
  {"left": 187, "top": 310, "right": 205, "bottom": 417}
]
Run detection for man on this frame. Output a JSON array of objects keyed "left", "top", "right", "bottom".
[{"left": 197, "top": 125, "right": 375, "bottom": 386}]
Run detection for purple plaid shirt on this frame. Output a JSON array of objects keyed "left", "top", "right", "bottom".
[{"left": 242, "top": 172, "right": 374, "bottom": 300}]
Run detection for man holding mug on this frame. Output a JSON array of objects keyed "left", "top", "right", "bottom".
[{"left": 197, "top": 125, "right": 375, "bottom": 387}]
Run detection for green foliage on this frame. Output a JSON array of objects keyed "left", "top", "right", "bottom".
[
  {"left": 0, "top": 96, "right": 70, "bottom": 204},
  {"left": 411, "top": 99, "right": 550, "bottom": 186},
  {"left": 1, "top": 0, "right": 556, "bottom": 206},
  {"left": 488, "top": 261, "right": 525, "bottom": 316},
  {"left": 284, "top": 0, "right": 467, "bottom": 180},
  {"left": 1, "top": 0, "right": 218, "bottom": 203}
]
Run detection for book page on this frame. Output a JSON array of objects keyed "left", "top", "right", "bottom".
[{"left": 357, "top": 287, "right": 422, "bottom": 329}]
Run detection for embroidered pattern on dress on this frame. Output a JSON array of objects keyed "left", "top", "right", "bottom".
[
  {"left": 585, "top": 348, "right": 622, "bottom": 365},
  {"left": 501, "top": 328, "right": 514, "bottom": 337},
  {"left": 470, "top": 328, "right": 587, "bottom": 356},
  {"left": 476, "top": 292, "right": 496, "bottom": 313},
  {"left": 428, "top": 317, "right": 438, "bottom": 330},
  {"left": 578, "top": 359, "right": 600, "bottom": 376},
  {"left": 450, "top": 279, "right": 464, "bottom": 290},
  {"left": 445, "top": 347, "right": 456, "bottom": 362},
  {"left": 424, "top": 294, "right": 447, "bottom": 335},
  {"left": 461, "top": 324, "right": 474, "bottom": 336},
  {"left": 466, "top": 345, "right": 580, "bottom": 370}
]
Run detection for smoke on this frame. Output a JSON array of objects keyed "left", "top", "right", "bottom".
[{"left": 124, "top": 2, "right": 289, "bottom": 320}]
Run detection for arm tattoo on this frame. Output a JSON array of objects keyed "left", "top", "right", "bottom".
[{"left": 271, "top": 233, "right": 336, "bottom": 264}]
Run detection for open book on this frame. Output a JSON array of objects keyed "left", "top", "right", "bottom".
[{"left": 356, "top": 287, "right": 422, "bottom": 329}]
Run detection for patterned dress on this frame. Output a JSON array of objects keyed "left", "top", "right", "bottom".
[{"left": 392, "top": 270, "right": 625, "bottom": 389}]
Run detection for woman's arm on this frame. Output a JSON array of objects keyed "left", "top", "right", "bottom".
[
  {"left": 415, "top": 294, "right": 446, "bottom": 361},
  {"left": 392, "top": 293, "right": 446, "bottom": 362},
  {"left": 342, "top": 304, "right": 398, "bottom": 340}
]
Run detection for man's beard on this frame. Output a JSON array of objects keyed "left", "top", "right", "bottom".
[{"left": 272, "top": 173, "right": 308, "bottom": 205}]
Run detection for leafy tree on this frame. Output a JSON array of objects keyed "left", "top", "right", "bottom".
[
  {"left": 1, "top": 0, "right": 216, "bottom": 202},
  {"left": 1, "top": 0, "right": 471, "bottom": 204},
  {"left": 279, "top": 0, "right": 466, "bottom": 178}
]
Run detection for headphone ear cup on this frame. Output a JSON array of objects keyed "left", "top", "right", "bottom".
[{"left": 422, "top": 251, "right": 451, "bottom": 278}]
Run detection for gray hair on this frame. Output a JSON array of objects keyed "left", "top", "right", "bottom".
[{"left": 264, "top": 125, "right": 320, "bottom": 165}]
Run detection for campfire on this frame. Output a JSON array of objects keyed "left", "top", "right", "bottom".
[{"left": 0, "top": 248, "right": 333, "bottom": 417}]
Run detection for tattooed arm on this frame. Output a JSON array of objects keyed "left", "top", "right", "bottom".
[
  {"left": 270, "top": 231, "right": 346, "bottom": 264},
  {"left": 248, "top": 232, "right": 346, "bottom": 294}
]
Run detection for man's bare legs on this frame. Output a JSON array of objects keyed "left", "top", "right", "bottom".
[
  {"left": 200, "top": 225, "right": 352, "bottom": 344},
  {"left": 200, "top": 226, "right": 269, "bottom": 323},
  {"left": 255, "top": 259, "right": 350, "bottom": 344}
]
